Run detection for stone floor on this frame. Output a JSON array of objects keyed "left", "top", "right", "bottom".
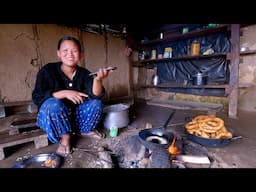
[{"left": 0, "top": 99, "right": 256, "bottom": 168}]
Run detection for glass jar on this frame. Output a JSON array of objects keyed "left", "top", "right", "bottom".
[{"left": 190, "top": 40, "right": 200, "bottom": 56}]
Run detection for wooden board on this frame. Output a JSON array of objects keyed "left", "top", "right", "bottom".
[
  {"left": 147, "top": 99, "right": 223, "bottom": 115},
  {"left": 9, "top": 118, "right": 37, "bottom": 135},
  {"left": 0, "top": 130, "right": 48, "bottom": 160}
]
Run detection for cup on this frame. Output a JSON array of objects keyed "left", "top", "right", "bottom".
[{"left": 109, "top": 126, "right": 118, "bottom": 137}]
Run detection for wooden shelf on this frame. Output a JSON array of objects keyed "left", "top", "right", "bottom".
[
  {"left": 135, "top": 53, "right": 228, "bottom": 65},
  {"left": 132, "top": 63, "right": 146, "bottom": 67},
  {"left": 132, "top": 24, "right": 240, "bottom": 118},
  {"left": 240, "top": 50, "right": 256, "bottom": 56},
  {"left": 136, "top": 83, "right": 229, "bottom": 89},
  {"left": 140, "top": 24, "right": 230, "bottom": 46}
]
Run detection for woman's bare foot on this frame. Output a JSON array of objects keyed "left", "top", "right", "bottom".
[
  {"left": 56, "top": 134, "right": 71, "bottom": 157},
  {"left": 56, "top": 142, "right": 71, "bottom": 157},
  {"left": 80, "top": 130, "right": 106, "bottom": 139}
]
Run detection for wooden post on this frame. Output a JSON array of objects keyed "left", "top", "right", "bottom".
[
  {"left": 229, "top": 24, "right": 240, "bottom": 119},
  {"left": 0, "top": 104, "right": 5, "bottom": 118}
]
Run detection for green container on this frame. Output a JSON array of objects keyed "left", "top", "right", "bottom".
[
  {"left": 208, "top": 23, "right": 218, "bottom": 28},
  {"left": 109, "top": 126, "right": 118, "bottom": 137},
  {"left": 182, "top": 27, "right": 189, "bottom": 34}
]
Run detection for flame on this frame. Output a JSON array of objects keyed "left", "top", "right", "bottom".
[{"left": 168, "top": 135, "right": 181, "bottom": 155}]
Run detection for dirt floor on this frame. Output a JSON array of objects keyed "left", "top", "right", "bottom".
[{"left": 0, "top": 99, "right": 256, "bottom": 168}]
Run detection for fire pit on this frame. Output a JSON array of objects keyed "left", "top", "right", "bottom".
[{"left": 113, "top": 131, "right": 211, "bottom": 168}]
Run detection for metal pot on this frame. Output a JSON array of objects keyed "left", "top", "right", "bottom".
[
  {"left": 103, "top": 103, "right": 130, "bottom": 129},
  {"left": 191, "top": 72, "right": 207, "bottom": 85}
]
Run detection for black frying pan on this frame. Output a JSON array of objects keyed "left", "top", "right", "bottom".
[
  {"left": 138, "top": 110, "right": 175, "bottom": 151},
  {"left": 186, "top": 130, "right": 242, "bottom": 148}
]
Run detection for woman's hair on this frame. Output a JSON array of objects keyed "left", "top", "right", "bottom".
[{"left": 57, "top": 35, "right": 83, "bottom": 52}]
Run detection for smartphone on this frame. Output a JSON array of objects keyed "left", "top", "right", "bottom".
[{"left": 89, "top": 66, "right": 117, "bottom": 76}]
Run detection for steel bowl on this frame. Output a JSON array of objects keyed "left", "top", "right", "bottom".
[{"left": 12, "top": 153, "right": 62, "bottom": 168}]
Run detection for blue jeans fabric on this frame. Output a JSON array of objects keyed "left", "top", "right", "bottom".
[{"left": 36, "top": 97, "right": 103, "bottom": 143}]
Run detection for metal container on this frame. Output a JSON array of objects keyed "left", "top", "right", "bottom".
[
  {"left": 152, "top": 75, "right": 160, "bottom": 86},
  {"left": 191, "top": 72, "right": 207, "bottom": 85},
  {"left": 190, "top": 40, "right": 200, "bottom": 56},
  {"left": 103, "top": 103, "right": 130, "bottom": 129}
]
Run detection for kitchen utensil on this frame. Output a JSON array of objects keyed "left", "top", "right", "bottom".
[{"left": 191, "top": 72, "right": 207, "bottom": 85}]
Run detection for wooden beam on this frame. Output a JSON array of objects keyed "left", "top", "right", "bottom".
[{"left": 228, "top": 24, "right": 240, "bottom": 119}]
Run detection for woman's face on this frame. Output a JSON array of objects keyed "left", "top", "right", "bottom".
[{"left": 57, "top": 40, "right": 83, "bottom": 67}]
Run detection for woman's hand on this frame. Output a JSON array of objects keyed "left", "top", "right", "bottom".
[
  {"left": 53, "top": 90, "right": 88, "bottom": 104},
  {"left": 94, "top": 67, "right": 111, "bottom": 81}
]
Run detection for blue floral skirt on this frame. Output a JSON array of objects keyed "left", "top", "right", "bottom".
[{"left": 36, "top": 97, "right": 103, "bottom": 143}]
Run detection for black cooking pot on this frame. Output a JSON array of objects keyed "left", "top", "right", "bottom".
[
  {"left": 186, "top": 131, "right": 242, "bottom": 148},
  {"left": 138, "top": 110, "right": 175, "bottom": 151}
]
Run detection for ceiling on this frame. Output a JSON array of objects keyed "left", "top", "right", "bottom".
[
  {"left": 61, "top": 23, "right": 208, "bottom": 43},
  {"left": 62, "top": 24, "right": 187, "bottom": 38}
]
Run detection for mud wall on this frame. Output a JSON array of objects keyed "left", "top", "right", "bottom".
[
  {"left": 0, "top": 24, "right": 130, "bottom": 103},
  {"left": 238, "top": 25, "right": 256, "bottom": 112}
]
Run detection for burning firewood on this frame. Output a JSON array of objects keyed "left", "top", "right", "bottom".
[{"left": 168, "top": 135, "right": 181, "bottom": 155}]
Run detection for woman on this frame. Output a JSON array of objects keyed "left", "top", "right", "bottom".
[{"left": 32, "top": 35, "right": 112, "bottom": 157}]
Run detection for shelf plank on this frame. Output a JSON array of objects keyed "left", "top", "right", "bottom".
[
  {"left": 137, "top": 53, "right": 228, "bottom": 64},
  {"left": 240, "top": 50, "right": 256, "bottom": 56},
  {"left": 2, "top": 100, "right": 33, "bottom": 107},
  {"left": 136, "top": 83, "right": 229, "bottom": 89},
  {"left": 140, "top": 24, "right": 230, "bottom": 46},
  {"left": 147, "top": 99, "right": 223, "bottom": 115}
]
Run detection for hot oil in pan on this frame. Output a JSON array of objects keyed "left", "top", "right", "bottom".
[
  {"left": 151, "top": 138, "right": 161, "bottom": 144},
  {"left": 146, "top": 135, "right": 168, "bottom": 145}
]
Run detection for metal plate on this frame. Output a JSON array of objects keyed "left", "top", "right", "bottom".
[{"left": 12, "top": 153, "right": 62, "bottom": 168}]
